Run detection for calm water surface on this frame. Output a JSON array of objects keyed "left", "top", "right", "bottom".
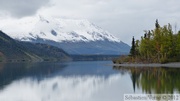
[{"left": 0, "top": 61, "right": 179, "bottom": 101}]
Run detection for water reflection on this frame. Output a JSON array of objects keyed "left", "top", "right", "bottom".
[
  {"left": 2, "top": 61, "right": 179, "bottom": 101},
  {"left": 0, "top": 62, "right": 67, "bottom": 88},
  {"left": 0, "top": 61, "right": 134, "bottom": 101},
  {"left": 113, "top": 66, "right": 180, "bottom": 94},
  {"left": 0, "top": 74, "right": 125, "bottom": 101}
]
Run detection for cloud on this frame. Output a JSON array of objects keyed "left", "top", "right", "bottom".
[
  {"left": 36, "top": 0, "right": 180, "bottom": 44},
  {"left": 1, "top": 0, "right": 180, "bottom": 44},
  {"left": 0, "top": 0, "right": 50, "bottom": 18}
]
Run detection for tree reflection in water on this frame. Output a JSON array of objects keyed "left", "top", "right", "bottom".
[{"left": 113, "top": 66, "right": 180, "bottom": 94}]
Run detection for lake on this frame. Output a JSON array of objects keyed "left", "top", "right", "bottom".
[{"left": 0, "top": 61, "right": 179, "bottom": 101}]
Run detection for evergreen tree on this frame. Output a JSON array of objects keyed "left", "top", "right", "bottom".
[
  {"left": 130, "top": 36, "right": 136, "bottom": 57},
  {"left": 135, "top": 40, "right": 140, "bottom": 56},
  {"left": 137, "top": 20, "right": 180, "bottom": 63},
  {"left": 116, "top": 20, "right": 180, "bottom": 64},
  {"left": 155, "top": 19, "right": 160, "bottom": 29}
]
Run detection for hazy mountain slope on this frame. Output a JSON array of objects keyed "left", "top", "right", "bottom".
[{"left": 30, "top": 39, "right": 130, "bottom": 55}]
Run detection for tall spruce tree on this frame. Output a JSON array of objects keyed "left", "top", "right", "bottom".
[
  {"left": 130, "top": 36, "right": 136, "bottom": 57},
  {"left": 155, "top": 19, "right": 160, "bottom": 29}
]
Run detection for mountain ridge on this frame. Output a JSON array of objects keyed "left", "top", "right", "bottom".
[
  {"left": 1, "top": 16, "right": 120, "bottom": 42},
  {"left": 1, "top": 16, "right": 130, "bottom": 55}
]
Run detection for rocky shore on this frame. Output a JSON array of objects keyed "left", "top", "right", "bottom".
[{"left": 113, "top": 62, "right": 180, "bottom": 68}]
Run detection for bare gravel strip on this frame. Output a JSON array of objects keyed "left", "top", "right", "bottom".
[{"left": 113, "top": 62, "right": 180, "bottom": 68}]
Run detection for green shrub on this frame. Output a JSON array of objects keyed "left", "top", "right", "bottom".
[{"left": 160, "top": 58, "right": 169, "bottom": 64}]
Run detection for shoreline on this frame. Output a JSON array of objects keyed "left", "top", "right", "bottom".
[{"left": 113, "top": 62, "right": 180, "bottom": 68}]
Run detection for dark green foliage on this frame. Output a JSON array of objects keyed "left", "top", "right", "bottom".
[
  {"left": 0, "top": 31, "right": 71, "bottom": 62},
  {"left": 112, "top": 55, "right": 137, "bottom": 64},
  {"left": 0, "top": 31, "right": 32, "bottom": 61},
  {"left": 155, "top": 19, "right": 160, "bottom": 29},
  {"left": 130, "top": 36, "right": 136, "bottom": 57},
  {"left": 72, "top": 55, "right": 119, "bottom": 61},
  {"left": 114, "top": 20, "right": 180, "bottom": 64},
  {"left": 134, "top": 20, "right": 180, "bottom": 63},
  {"left": 20, "top": 42, "right": 71, "bottom": 61}
]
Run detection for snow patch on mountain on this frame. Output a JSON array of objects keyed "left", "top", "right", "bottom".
[{"left": 0, "top": 16, "right": 121, "bottom": 43}]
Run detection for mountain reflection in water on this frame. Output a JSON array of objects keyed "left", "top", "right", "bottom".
[
  {"left": 0, "top": 61, "right": 129, "bottom": 101},
  {"left": 0, "top": 61, "right": 179, "bottom": 101},
  {"left": 0, "top": 74, "right": 124, "bottom": 101},
  {"left": 0, "top": 62, "right": 67, "bottom": 89}
]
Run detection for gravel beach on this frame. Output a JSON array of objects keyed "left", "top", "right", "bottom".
[{"left": 113, "top": 62, "right": 180, "bottom": 68}]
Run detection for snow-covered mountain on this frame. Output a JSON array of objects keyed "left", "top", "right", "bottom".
[{"left": 0, "top": 16, "right": 130, "bottom": 55}]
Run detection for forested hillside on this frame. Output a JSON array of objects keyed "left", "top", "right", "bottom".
[
  {"left": 0, "top": 31, "right": 71, "bottom": 62},
  {"left": 21, "top": 42, "right": 71, "bottom": 61}
]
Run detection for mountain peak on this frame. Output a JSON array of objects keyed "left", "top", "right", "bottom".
[
  {"left": 1, "top": 16, "right": 121, "bottom": 43},
  {"left": 38, "top": 15, "right": 50, "bottom": 23}
]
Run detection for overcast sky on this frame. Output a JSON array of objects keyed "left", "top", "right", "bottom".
[{"left": 0, "top": 0, "right": 180, "bottom": 45}]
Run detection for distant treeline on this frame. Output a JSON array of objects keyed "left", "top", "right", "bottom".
[{"left": 71, "top": 55, "right": 120, "bottom": 61}]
